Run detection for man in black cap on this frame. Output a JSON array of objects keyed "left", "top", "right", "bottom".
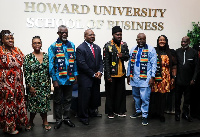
[{"left": 103, "top": 26, "right": 129, "bottom": 119}]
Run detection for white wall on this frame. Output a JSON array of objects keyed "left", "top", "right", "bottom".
[{"left": 1, "top": 0, "right": 199, "bottom": 91}]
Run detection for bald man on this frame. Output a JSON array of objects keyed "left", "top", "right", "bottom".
[
  {"left": 175, "top": 36, "right": 199, "bottom": 122},
  {"left": 127, "top": 33, "right": 157, "bottom": 126},
  {"left": 76, "top": 29, "right": 103, "bottom": 125}
]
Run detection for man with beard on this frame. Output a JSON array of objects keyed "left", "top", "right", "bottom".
[
  {"left": 127, "top": 33, "right": 157, "bottom": 126},
  {"left": 103, "top": 26, "right": 129, "bottom": 119},
  {"left": 175, "top": 36, "right": 199, "bottom": 122},
  {"left": 76, "top": 29, "right": 103, "bottom": 125},
  {"left": 48, "top": 25, "right": 78, "bottom": 129}
]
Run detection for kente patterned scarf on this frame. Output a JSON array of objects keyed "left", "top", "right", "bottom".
[
  {"left": 155, "top": 54, "right": 162, "bottom": 81},
  {"left": 130, "top": 45, "right": 148, "bottom": 80},
  {"left": 55, "top": 39, "right": 75, "bottom": 81}
]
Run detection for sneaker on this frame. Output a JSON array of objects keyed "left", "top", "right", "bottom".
[
  {"left": 142, "top": 117, "right": 148, "bottom": 126},
  {"left": 108, "top": 114, "right": 114, "bottom": 119},
  {"left": 130, "top": 112, "right": 142, "bottom": 118},
  {"left": 118, "top": 113, "right": 126, "bottom": 117}
]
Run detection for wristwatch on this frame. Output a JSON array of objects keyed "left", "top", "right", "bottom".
[{"left": 172, "top": 75, "right": 176, "bottom": 79}]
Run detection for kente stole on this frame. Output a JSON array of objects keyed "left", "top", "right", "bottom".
[
  {"left": 55, "top": 40, "right": 75, "bottom": 81},
  {"left": 130, "top": 45, "right": 148, "bottom": 79},
  {"left": 155, "top": 54, "right": 162, "bottom": 81}
]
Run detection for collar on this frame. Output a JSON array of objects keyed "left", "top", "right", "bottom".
[
  {"left": 137, "top": 45, "right": 145, "bottom": 48},
  {"left": 136, "top": 44, "right": 148, "bottom": 49},
  {"left": 181, "top": 46, "right": 190, "bottom": 51},
  {"left": 85, "top": 41, "right": 93, "bottom": 46}
]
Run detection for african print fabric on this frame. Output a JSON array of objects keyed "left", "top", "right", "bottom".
[
  {"left": 24, "top": 53, "right": 51, "bottom": 113},
  {"left": 0, "top": 46, "right": 28, "bottom": 132},
  {"left": 152, "top": 55, "right": 171, "bottom": 93}
]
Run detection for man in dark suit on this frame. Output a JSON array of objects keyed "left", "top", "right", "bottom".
[
  {"left": 175, "top": 36, "right": 199, "bottom": 122},
  {"left": 76, "top": 29, "right": 103, "bottom": 125}
]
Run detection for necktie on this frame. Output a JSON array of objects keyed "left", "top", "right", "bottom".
[{"left": 90, "top": 44, "right": 95, "bottom": 58}]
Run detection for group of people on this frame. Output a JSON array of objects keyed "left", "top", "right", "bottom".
[{"left": 0, "top": 25, "right": 199, "bottom": 134}]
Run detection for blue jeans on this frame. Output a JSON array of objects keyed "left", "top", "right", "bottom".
[{"left": 132, "top": 86, "right": 151, "bottom": 118}]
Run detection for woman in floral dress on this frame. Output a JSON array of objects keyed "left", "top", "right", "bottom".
[
  {"left": 150, "top": 35, "right": 177, "bottom": 122},
  {"left": 0, "top": 30, "right": 28, "bottom": 134},
  {"left": 24, "top": 36, "right": 51, "bottom": 131}
]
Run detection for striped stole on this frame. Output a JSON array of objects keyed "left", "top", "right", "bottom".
[{"left": 130, "top": 45, "right": 148, "bottom": 80}]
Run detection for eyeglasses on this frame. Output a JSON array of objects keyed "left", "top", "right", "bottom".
[
  {"left": 87, "top": 34, "right": 95, "bottom": 37},
  {"left": 136, "top": 38, "right": 146, "bottom": 41},
  {"left": 59, "top": 32, "right": 68, "bottom": 35},
  {"left": 4, "top": 33, "right": 14, "bottom": 36},
  {"left": 32, "top": 42, "right": 42, "bottom": 45}
]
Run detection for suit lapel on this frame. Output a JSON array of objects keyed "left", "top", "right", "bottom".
[{"left": 84, "top": 42, "right": 95, "bottom": 62}]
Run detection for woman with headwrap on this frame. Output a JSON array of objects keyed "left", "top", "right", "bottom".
[{"left": 149, "top": 35, "right": 177, "bottom": 122}]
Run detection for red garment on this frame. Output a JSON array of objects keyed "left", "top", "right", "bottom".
[
  {"left": 0, "top": 46, "right": 28, "bottom": 132},
  {"left": 90, "top": 44, "right": 95, "bottom": 58}
]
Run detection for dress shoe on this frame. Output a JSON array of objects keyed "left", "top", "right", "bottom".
[
  {"left": 54, "top": 121, "right": 62, "bottom": 129},
  {"left": 63, "top": 119, "right": 75, "bottom": 127},
  {"left": 182, "top": 114, "right": 193, "bottom": 122},
  {"left": 80, "top": 119, "right": 89, "bottom": 125},
  {"left": 175, "top": 114, "right": 180, "bottom": 121}
]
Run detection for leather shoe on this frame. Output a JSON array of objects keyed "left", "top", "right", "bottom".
[
  {"left": 175, "top": 114, "right": 180, "bottom": 121},
  {"left": 63, "top": 119, "right": 75, "bottom": 127},
  {"left": 54, "top": 121, "right": 62, "bottom": 129},
  {"left": 182, "top": 114, "right": 193, "bottom": 122},
  {"left": 80, "top": 119, "right": 89, "bottom": 125}
]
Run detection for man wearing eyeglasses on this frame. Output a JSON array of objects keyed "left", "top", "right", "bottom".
[
  {"left": 48, "top": 25, "right": 78, "bottom": 129},
  {"left": 127, "top": 33, "right": 157, "bottom": 126},
  {"left": 76, "top": 29, "right": 103, "bottom": 125}
]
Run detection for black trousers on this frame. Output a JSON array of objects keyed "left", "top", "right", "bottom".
[
  {"left": 105, "top": 75, "right": 126, "bottom": 115},
  {"left": 165, "top": 89, "right": 175, "bottom": 112},
  {"left": 175, "top": 85, "right": 192, "bottom": 115},
  {"left": 54, "top": 85, "right": 72, "bottom": 122},
  {"left": 149, "top": 92, "right": 166, "bottom": 117},
  {"left": 78, "top": 80, "right": 101, "bottom": 120},
  {"left": 190, "top": 81, "right": 200, "bottom": 118}
]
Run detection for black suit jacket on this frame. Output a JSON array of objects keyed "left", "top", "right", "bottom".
[{"left": 76, "top": 41, "right": 103, "bottom": 87}]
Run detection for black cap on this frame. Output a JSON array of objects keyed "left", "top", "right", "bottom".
[{"left": 112, "top": 26, "right": 122, "bottom": 35}]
